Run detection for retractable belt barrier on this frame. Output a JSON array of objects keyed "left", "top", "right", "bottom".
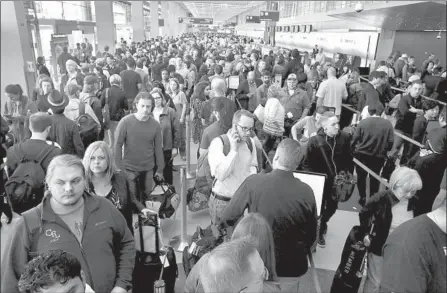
[
  {"left": 358, "top": 76, "right": 446, "bottom": 106},
  {"left": 341, "top": 104, "right": 425, "bottom": 148}
]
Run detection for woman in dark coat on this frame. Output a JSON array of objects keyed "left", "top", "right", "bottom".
[{"left": 83, "top": 141, "right": 154, "bottom": 232}]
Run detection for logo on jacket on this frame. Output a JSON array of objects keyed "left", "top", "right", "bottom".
[{"left": 45, "top": 229, "right": 60, "bottom": 243}]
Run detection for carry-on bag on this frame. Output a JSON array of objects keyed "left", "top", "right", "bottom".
[
  {"left": 183, "top": 224, "right": 225, "bottom": 277},
  {"left": 146, "top": 180, "right": 180, "bottom": 219},
  {"left": 330, "top": 224, "right": 374, "bottom": 293},
  {"left": 133, "top": 214, "right": 177, "bottom": 293}
]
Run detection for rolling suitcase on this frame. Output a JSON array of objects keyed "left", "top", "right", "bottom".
[
  {"left": 330, "top": 224, "right": 374, "bottom": 293},
  {"left": 133, "top": 214, "right": 178, "bottom": 293}
]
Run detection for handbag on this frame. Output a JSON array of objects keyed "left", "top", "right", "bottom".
[
  {"left": 146, "top": 181, "right": 180, "bottom": 219},
  {"left": 318, "top": 138, "right": 357, "bottom": 202},
  {"left": 102, "top": 88, "right": 110, "bottom": 129},
  {"left": 333, "top": 171, "right": 357, "bottom": 202}
]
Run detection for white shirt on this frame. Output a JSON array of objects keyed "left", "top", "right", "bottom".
[
  {"left": 316, "top": 77, "right": 348, "bottom": 115},
  {"left": 208, "top": 129, "right": 258, "bottom": 198}
]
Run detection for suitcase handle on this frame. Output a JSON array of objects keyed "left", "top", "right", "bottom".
[{"left": 137, "top": 214, "right": 160, "bottom": 254}]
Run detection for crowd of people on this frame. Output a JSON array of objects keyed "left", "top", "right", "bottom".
[{"left": 1, "top": 32, "right": 446, "bottom": 293}]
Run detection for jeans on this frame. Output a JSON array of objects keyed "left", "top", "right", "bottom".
[
  {"left": 126, "top": 169, "right": 154, "bottom": 206},
  {"left": 389, "top": 129, "right": 409, "bottom": 163},
  {"left": 319, "top": 180, "right": 338, "bottom": 234},
  {"left": 179, "top": 122, "right": 186, "bottom": 157},
  {"left": 163, "top": 150, "right": 173, "bottom": 185},
  {"left": 105, "top": 120, "right": 119, "bottom": 149},
  {"left": 355, "top": 154, "right": 385, "bottom": 201},
  {"left": 363, "top": 253, "right": 382, "bottom": 293},
  {"left": 208, "top": 193, "right": 230, "bottom": 224}
]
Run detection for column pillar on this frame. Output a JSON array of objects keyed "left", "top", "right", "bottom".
[
  {"left": 159, "top": 1, "right": 168, "bottom": 37},
  {"left": 150, "top": 1, "right": 159, "bottom": 39},
  {"left": 1, "top": 1, "right": 36, "bottom": 107},
  {"left": 170, "top": 2, "right": 178, "bottom": 38},
  {"left": 131, "top": 1, "right": 145, "bottom": 42},
  {"left": 94, "top": 1, "right": 115, "bottom": 54},
  {"left": 374, "top": 29, "right": 396, "bottom": 70}
]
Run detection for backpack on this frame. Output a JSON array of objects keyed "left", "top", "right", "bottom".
[
  {"left": 5, "top": 145, "right": 55, "bottom": 214},
  {"left": 76, "top": 101, "right": 99, "bottom": 140},
  {"left": 188, "top": 134, "right": 253, "bottom": 212}
]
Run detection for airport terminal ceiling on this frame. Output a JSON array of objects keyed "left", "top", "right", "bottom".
[{"left": 181, "top": 1, "right": 265, "bottom": 23}]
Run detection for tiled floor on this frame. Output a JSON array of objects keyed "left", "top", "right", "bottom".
[{"left": 165, "top": 141, "right": 366, "bottom": 292}]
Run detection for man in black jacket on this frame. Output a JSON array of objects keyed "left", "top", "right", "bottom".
[
  {"left": 306, "top": 112, "right": 353, "bottom": 247},
  {"left": 217, "top": 139, "right": 316, "bottom": 291},
  {"left": 351, "top": 103, "right": 394, "bottom": 206},
  {"left": 236, "top": 71, "right": 262, "bottom": 112},
  {"left": 389, "top": 80, "right": 424, "bottom": 164}
]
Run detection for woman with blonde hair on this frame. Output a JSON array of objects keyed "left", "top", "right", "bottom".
[
  {"left": 184, "top": 213, "right": 281, "bottom": 293},
  {"left": 83, "top": 141, "right": 153, "bottom": 232},
  {"left": 359, "top": 166, "right": 422, "bottom": 293}
]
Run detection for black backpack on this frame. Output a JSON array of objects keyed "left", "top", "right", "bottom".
[
  {"left": 5, "top": 144, "right": 55, "bottom": 214},
  {"left": 76, "top": 101, "right": 99, "bottom": 140}
]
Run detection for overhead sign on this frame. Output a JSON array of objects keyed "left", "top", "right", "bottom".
[
  {"left": 178, "top": 17, "right": 213, "bottom": 24},
  {"left": 260, "top": 11, "right": 280, "bottom": 21},
  {"left": 246, "top": 15, "right": 261, "bottom": 23}
]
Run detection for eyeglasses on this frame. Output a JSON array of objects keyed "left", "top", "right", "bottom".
[
  {"left": 237, "top": 124, "right": 253, "bottom": 133},
  {"left": 287, "top": 78, "right": 297, "bottom": 81}
]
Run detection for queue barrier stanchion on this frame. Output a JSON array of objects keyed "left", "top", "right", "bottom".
[
  {"left": 169, "top": 166, "right": 192, "bottom": 252},
  {"left": 185, "top": 118, "right": 195, "bottom": 179},
  {"left": 341, "top": 104, "right": 425, "bottom": 148},
  {"left": 358, "top": 76, "right": 446, "bottom": 106},
  {"left": 353, "top": 157, "right": 390, "bottom": 190}
]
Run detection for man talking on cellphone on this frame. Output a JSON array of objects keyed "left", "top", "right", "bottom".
[{"left": 207, "top": 110, "right": 258, "bottom": 227}]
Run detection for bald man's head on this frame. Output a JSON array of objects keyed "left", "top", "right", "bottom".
[
  {"left": 327, "top": 67, "right": 336, "bottom": 77},
  {"left": 211, "top": 78, "right": 226, "bottom": 97}
]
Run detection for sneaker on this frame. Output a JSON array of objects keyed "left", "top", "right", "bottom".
[{"left": 317, "top": 234, "right": 326, "bottom": 248}]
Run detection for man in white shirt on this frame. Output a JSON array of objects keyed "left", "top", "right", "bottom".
[
  {"left": 316, "top": 67, "right": 348, "bottom": 117},
  {"left": 207, "top": 110, "right": 258, "bottom": 225}
]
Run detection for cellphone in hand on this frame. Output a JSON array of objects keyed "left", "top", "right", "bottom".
[{"left": 233, "top": 125, "right": 242, "bottom": 142}]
